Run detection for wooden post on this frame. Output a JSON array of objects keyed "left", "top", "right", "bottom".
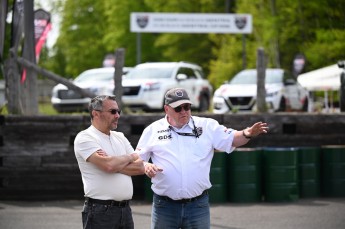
[
  {"left": 21, "top": 0, "right": 38, "bottom": 115},
  {"left": 256, "top": 47, "right": 267, "bottom": 113},
  {"left": 4, "top": 52, "right": 22, "bottom": 114},
  {"left": 16, "top": 56, "right": 96, "bottom": 98},
  {"left": 114, "top": 48, "right": 125, "bottom": 108}
]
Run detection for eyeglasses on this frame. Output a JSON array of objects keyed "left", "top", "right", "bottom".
[
  {"left": 96, "top": 109, "right": 121, "bottom": 115},
  {"left": 172, "top": 104, "right": 191, "bottom": 113}
]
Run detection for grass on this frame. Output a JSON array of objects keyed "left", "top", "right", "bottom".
[
  {"left": 39, "top": 102, "right": 59, "bottom": 115},
  {"left": 0, "top": 102, "right": 88, "bottom": 115}
]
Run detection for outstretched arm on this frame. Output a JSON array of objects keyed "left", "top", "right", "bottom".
[{"left": 232, "top": 121, "right": 269, "bottom": 147}]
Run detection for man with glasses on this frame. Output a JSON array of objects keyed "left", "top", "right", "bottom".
[
  {"left": 74, "top": 95, "right": 145, "bottom": 229},
  {"left": 136, "top": 88, "right": 269, "bottom": 229}
]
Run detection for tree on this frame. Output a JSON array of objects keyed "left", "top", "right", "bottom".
[
  {"left": 46, "top": 0, "right": 345, "bottom": 89},
  {"left": 102, "top": 0, "right": 162, "bottom": 66},
  {"left": 54, "top": 0, "right": 109, "bottom": 77},
  {"left": 209, "top": 0, "right": 345, "bottom": 88}
]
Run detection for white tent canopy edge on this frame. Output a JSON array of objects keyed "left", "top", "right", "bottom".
[{"left": 297, "top": 64, "right": 342, "bottom": 91}]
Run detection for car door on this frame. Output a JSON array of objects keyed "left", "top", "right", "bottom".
[{"left": 283, "top": 73, "right": 302, "bottom": 109}]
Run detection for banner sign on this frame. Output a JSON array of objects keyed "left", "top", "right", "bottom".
[
  {"left": 34, "top": 9, "right": 51, "bottom": 61},
  {"left": 21, "top": 8, "right": 51, "bottom": 83},
  {"left": 130, "top": 13, "right": 252, "bottom": 34}
]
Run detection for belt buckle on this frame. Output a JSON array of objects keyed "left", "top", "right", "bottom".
[{"left": 112, "top": 200, "right": 127, "bottom": 207}]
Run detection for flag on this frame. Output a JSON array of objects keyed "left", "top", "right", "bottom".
[
  {"left": 34, "top": 9, "right": 51, "bottom": 61},
  {"left": 21, "top": 8, "right": 51, "bottom": 83}
]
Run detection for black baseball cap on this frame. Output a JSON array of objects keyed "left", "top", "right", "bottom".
[{"left": 164, "top": 88, "right": 192, "bottom": 108}]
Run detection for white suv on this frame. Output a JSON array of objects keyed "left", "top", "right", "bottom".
[
  {"left": 213, "top": 68, "right": 309, "bottom": 113},
  {"left": 122, "top": 62, "right": 213, "bottom": 112}
]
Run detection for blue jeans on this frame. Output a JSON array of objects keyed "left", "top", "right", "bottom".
[
  {"left": 151, "top": 193, "right": 210, "bottom": 229},
  {"left": 82, "top": 201, "right": 134, "bottom": 229}
]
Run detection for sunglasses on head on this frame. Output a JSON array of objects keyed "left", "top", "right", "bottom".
[
  {"left": 96, "top": 109, "right": 121, "bottom": 115},
  {"left": 172, "top": 104, "right": 191, "bottom": 113}
]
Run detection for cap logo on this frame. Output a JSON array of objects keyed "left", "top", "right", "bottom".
[{"left": 175, "top": 90, "right": 184, "bottom": 97}]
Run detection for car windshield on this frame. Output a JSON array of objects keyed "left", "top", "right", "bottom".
[
  {"left": 125, "top": 67, "right": 173, "bottom": 79},
  {"left": 230, "top": 70, "right": 283, "bottom": 84},
  {"left": 75, "top": 72, "right": 113, "bottom": 83}
]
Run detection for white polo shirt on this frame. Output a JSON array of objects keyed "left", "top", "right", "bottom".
[
  {"left": 74, "top": 125, "right": 135, "bottom": 201},
  {"left": 137, "top": 116, "right": 235, "bottom": 200}
]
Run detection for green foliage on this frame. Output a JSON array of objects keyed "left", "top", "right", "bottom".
[
  {"left": 39, "top": 0, "right": 345, "bottom": 88},
  {"left": 303, "top": 29, "right": 345, "bottom": 70},
  {"left": 56, "top": 0, "right": 109, "bottom": 77}
]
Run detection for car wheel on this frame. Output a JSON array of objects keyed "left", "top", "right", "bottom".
[
  {"left": 340, "top": 89, "right": 345, "bottom": 112},
  {"left": 302, "top": 97, "right": 308, "bottom": 111},
  {"left": 277, "top": 97, "right": 286, "bottom": 112},
  {"left": 198, "top": 95, "right": 209, "bottom": 112}
]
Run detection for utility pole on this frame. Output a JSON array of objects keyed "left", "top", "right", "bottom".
[
  {"left": 256, "top": 47, "right": 267, "bottom": 113},
  {"left": 114, "top": 48, "right": 125, "bottom": 108}
]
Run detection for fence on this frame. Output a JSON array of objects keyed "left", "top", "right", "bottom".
[{"left": 0, "top": 113, "right": 345, "bottom": 200}]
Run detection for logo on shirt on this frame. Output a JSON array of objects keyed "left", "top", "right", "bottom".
[
  {"left": 158, "top": 134, "right": 172, "bottom": 140},
  {"left": 157, "top": 128, "right": 171, "bottom": 133},
  {"left": 225, "top": 128, "right": 233, "bottom": 134}
]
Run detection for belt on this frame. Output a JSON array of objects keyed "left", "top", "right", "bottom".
[
  {"left": 157, "top": 190, "right": 209, "bottom": 204},
  {"left": 85, "top": 197, "right": 129, "bottom": 207}
]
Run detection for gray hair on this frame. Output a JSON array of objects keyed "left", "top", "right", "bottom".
[{"left": 89, "top": 95, "right": 116, "bottom": 119}]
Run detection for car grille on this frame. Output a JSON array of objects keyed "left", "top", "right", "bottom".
[
  {"left": 58, "top": 90, "right": 85, "bottom": 99},
  {"left": 123, "top": 86, "right": 140, "bottom": 96},
  {"left": 229, "top": 96, "right": 252, "bottom": 106}
]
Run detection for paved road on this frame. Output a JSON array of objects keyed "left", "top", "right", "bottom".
[{"left": 0, "top": 198, "right": 344, "bottom": 229}]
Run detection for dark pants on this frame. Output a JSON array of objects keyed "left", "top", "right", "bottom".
[{"left": 82, "top": 200, "right": 134, "bottom": 229}]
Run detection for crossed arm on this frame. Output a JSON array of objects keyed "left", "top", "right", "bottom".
[{"left": 87, "top": 150, "right": 145, "bottom": 176}]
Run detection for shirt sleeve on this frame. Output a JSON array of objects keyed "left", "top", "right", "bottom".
[
  {"left": 74, "top": 131, "right": 101, "bottom": 161},
  {"left": 136, "top": 126, "right": 153, "bottom": 162},
  {"left": 208, "top": 118, "right": 236, "bottom": 154}
]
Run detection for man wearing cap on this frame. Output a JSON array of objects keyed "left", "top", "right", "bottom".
[{"left": 136, "top": 88, "right": 269, "bottom": 229}]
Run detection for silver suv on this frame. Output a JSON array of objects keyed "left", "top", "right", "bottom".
[
  {"left": 51, "top": 67, "right": 132, "bottom": 113},
  {"left": 122, "top": 62, "right": 213, "bottom": 112}
]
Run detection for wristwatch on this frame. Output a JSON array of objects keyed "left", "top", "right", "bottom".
[{"left": 242, "top": 128, "right": 252, "bottom": 139}]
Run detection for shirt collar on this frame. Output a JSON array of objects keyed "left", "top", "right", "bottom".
[{"left": 164, "top": 115, "right": 194, "bottom": 130}]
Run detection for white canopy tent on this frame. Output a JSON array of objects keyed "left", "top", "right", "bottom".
[
  {"left": 297, "top": 64, "right": 343, "bottom": 112},
  {"left": 297, "top": 64, "right": 342, "bottom": 91}
]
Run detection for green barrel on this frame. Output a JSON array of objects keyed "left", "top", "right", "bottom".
[
  {"left": 298, "top": 147, "right": 321, "bottom": 198},
  {"left": 144, "top": 176, "right": 153, "bottom": 202},
  {"left": 227, "top": 148, "right": 262, "bottom": 203},
  {"left": 263, "top": 147, "right": 299, "bottom": 202},
  {"left": 209, "top": 152, "right": 228, "bottom": 203},
  {"left": 321, "top": 145, "right": 345, "bottom": 197}
]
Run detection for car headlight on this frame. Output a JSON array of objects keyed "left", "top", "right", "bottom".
[
  {"left": 51, "top": 89, "right": 58, "bottom": 98},
  {"left": 214, "top": 102, "right": 223, "bottom": 109},
  {"left": 266, "top": 91, "right": 279, "bottom": 97},
  {"left": 142, "top": 82, "right": 160, "bottom": 91}
]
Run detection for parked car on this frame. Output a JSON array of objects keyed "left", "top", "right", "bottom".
[
  {"left": 122, "top": 62, "right": 213, "bottom": 112},
  {"left": 212, "top": 68, "right": 309, "bottom": 113},
  {"left": 51, "top": 67, "right": 132, "bottom": 113}
]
